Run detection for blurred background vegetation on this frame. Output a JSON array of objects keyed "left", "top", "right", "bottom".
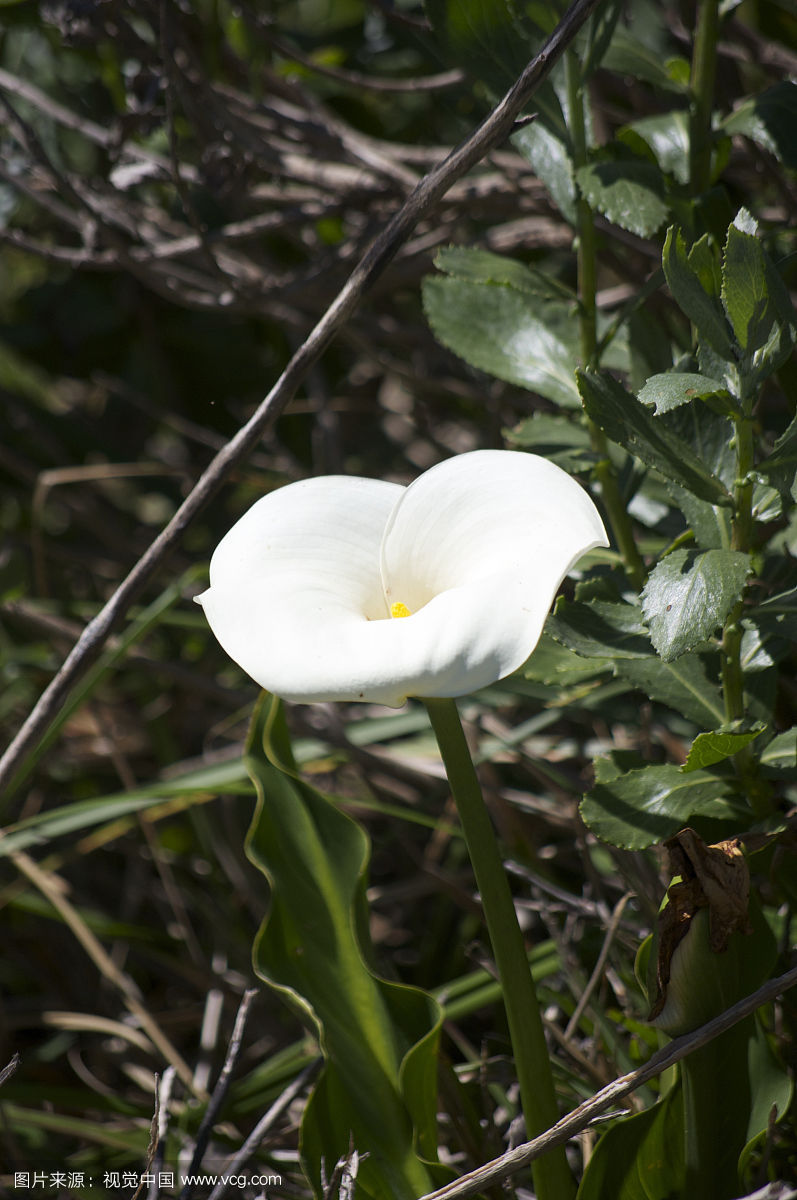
[{"left": 0, "top": 0, "right": 795, "bottom": 1197}]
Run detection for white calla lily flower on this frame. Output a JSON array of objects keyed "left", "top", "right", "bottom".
[{"left": 196, "top": 450, "right": 608, "bottom": 706}]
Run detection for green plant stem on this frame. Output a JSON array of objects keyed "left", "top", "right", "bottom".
[
  {"left": 566, "top": 51, "right": 596, "bottom": 367},
  {"left": 721, "top": 389, "right": 771, "bottom": 811},
  {"left": 424, "top": 698, "right": 575, "bottom": 1200},
  {"left": 689, "top": 0, "right": 721, "bottom": 195},
  {"left": 565, "top": 51, "right": 647, "bottom": 591},
  {"left": 720, "top": 404, "right": 753, "bottom": 727}
]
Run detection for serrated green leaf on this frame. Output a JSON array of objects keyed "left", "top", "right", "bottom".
[
  {"left": 512, "top": 120, "right": 577, "bottom": 224},
  {"left": 613, "top": 653, "right": 725, "bottom": 727},
  {"left": 660, "top": 401, "right": 736, "bottom": 485},
  {"left": 750, "top": 585, "right": 797, "bottom": 626},
  {"left": 619, "top": 111, "right": 691, "bottom": 184},
  {"left": 721, "top": 222, "right": 771, "bottom": 353},
  {"left": 662, "top": 227, "right": 734, "bottom": 358},
  {"left": 741, "top": 591, "right": 797, "bottom": 687},
  {"left": 759, "top": 727, "right": 797, "bottom": 775},
  {"left": 575, "top": 160, "right": 668, "bottom": 237},
  {"left": 433, "top": 246, "right": 575, "bottom": 301},
  {"left": 580, "top": 763, "right": 740, "bottom": 850},
  {"left": 504, "top": 413, "right": 596, "bottom": 471},
  {"left": 548, "top": 598, "right": 651, "bottom": 659},
  {"left": 740, "top": 623, "right": 775, "bottom": 673},
  {"left": 523, "top": 628, "right": 613, "bottom": 686},
  {"left": 757, "top": 414, "right": 797, "bottom": 503},
  {"left": 641, "top": 548, "right": 751, "bottom": 660},
  {"left": 425, "top": 0, "right": 542, "bottom": 95},
  {"left": 687, "top": 232, "right": 723, "bottom": 298},
  {"left": 752, "top": 481, "right": 782, "bottom": 523},
  {"left": 681, "top": 723, "right": 765, "bottom": 772},
  {"left": 637, "top": 372, "right": 729, "bottom": 414},
  {"left": 721, "top": 81, "right": 797, "bottom": 170},
  {"left": 599, "top": 26, "right": 690, "bottom": 93},
  {"left": 667, "top": 482, "right": 732, "bottom": 550},
  {"left": 425, "top": 276, "right": 580, "bottom": 406},
  {"left": 720, "top": 218, "right": 796, "bottom": 384},
  {"left": 245, "top": 694, "right": 439, "bottom": 1200},
  {"left": 577, "top": 368, "right": 733, "bottom": 504},
  {"left": 505, "top": 413, "right": 590, "bottom": 447}
]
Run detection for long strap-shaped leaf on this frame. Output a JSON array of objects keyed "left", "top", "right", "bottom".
[{"left": 244, "top": 692, "right": 444, "bottom": 1200}]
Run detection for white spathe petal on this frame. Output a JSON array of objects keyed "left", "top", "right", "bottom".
[
  {"left": 379, "top": 450, "right": 608, "bottom": 690},
  {"left": 196, "top": 475, "right": 406, "bottom": 702},
  {"left": 363, "top": 576, "right": 548, "bottom": 702},
  {"left": 198, "top": 451, "right": 609, "bottom": 706}
]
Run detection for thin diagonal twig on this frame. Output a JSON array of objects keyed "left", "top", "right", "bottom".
[
  {"left": 0, "top": 1052, "right": 20, "bottom": 1088},
  {"left": 414, "top": 964, "right": 797, "bottom": 1200},
  {"left": 206, "top": 1057, "right": 322, "bottom": 1200},
  {"left": 564, "top": 891, "right": 634, "bottom": 1040},
  {"left": 179, "top": 989, "right": 259, "bottom": 1198},
  {"left": 0, "top": 0, "right": 603, "bottom": 799}
]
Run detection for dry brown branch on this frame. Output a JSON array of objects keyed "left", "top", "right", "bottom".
[
  {"left": 0, "top": 0, "right": 604, "bottom": 798},
  {"left": 415, "top": 964, "right": 797, "bottom": 1200},
  {"left": 0, "top": 1052, "right": 20, "bottom": 1088}
]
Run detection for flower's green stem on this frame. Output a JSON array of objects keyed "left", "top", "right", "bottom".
[{"left": 424, "top": 697, "right": 575, "bottom": 1200}]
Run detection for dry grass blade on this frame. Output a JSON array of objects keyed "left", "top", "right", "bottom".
[{"left": 9, "top": 848, "right": 204, "bottom": 1097}]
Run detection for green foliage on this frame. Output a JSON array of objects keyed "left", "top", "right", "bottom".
[
  {"left": 576, "top": 368, "right": 733, "bottom": 504},
  {"left": 420, "top": 14, "right": 797, "bottom": 1178},
  {"left": 722, "top": 215, "right": 796, "bottom": 381},
  {"left": 662, "top": 227, "right": 735, "bottom": 359},
  {"left": 574, "top": 160, "right": 669, "bottom": 239},
  {"left": 245, "top": 693, "right": 441, "bottom": 1199},
  {"left": 579, "top": 1012, "right": 792, "bottom": 1200},
  {"left": 619, "top": 111, "right": 691, "bottom": 185},
  {"left": 580, "top": 762, "right": 744, "bottom": 851},
  {"left": 423, "top": 253, "right": 582, "bottom": 407},
  {"left": 505, "top": 413, "right": 597, "bottom": 472},
  {"left": 549, "top": 598, "right": 651, "bottom": 661},
  {"left": 641, "top": 548, "right": 752, "bottom": 661},
  {"left": 682, "top": 723, "right": 765, "bottom": 773},
  {"left": 513, "top": 120, "right": 577, "bottom": 224},
  {"left": 424, "top": 0, "right": 550, "bottom": 97},
  {"left": 3, "top": 0, "right": 796, "bottom": 1196},
  {"left": 637, "top": 372, "right": 729, "bottom": 415},
  {"left": 611, "top": 654, "right": 726, "bottom": 728},
  {"left": 576, "top": 1081, "right": 685, "bottom": 1200},
  {"left": 758, "top": 415, "right": 797, "bottom": 503},
  {"left": 721, "top": 81, "right": 797, "bottom": 171}
]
